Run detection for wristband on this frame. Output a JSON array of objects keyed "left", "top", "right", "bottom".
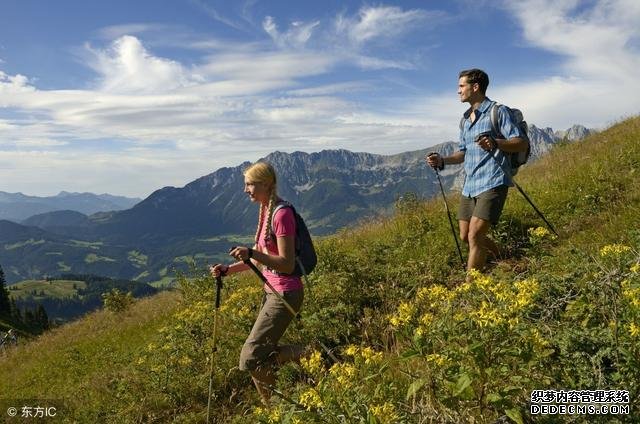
[
  {"left": 221, "top": 265, "right": 229, "bottom": 276},
  {"left": 247, "top": 248, "right": 253, "bottom": 259}
]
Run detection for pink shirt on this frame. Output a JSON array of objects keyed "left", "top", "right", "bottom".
[{"left": 256, "top": 205, "right": 303, "bottom": 293}]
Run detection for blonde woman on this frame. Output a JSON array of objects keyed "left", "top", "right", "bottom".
[{"left": 210, "top": 161, "right": 305, "bottom": 405}]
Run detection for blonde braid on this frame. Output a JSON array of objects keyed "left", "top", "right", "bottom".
[
  {"left": 263, "top": 190, "right": 278, "bottom": 242},
  {"left": 254, "top": 202, "right": 265, "bottom": 245}
]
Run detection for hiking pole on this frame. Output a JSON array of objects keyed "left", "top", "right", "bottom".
[
  {"left": 206, "top": 274, "right": 223, "bottom": 424},
  {"left": 480, "top": 134, "right": 559, "bottom": 237},
  {"left": 428, "top": 154, "right": 466, "bottom": 269},
  {"left": 240, "top": 256, "right": 339, "bottom": 363},
  {"left": 508, "top": 179, "right": 559, "bottom": 237}
]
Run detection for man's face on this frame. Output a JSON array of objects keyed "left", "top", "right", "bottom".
[{"left": 458, "top": 76, "right": 475, "bottom": 103}]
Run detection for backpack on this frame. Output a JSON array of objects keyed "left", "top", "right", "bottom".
[
  {"left": 460, "top": 102, "right": 531, "bottom": 176},
  {"left": 269, "top": 200, "right": 317, "bottom": 277},
  {"left": 489, "top": 102, "right": 531, "bottom": 176}
]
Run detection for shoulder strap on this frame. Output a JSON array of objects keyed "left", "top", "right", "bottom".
[
  {"left": 270, "top": 200, "right": 294, "bottom": 237},
  {"left": 272, "top": 200, "right": 293, "bottom": 217},
  {"left": 490, "top": 101, "right": 501, "bottom": 137}
]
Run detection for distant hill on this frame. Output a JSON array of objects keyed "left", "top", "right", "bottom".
[
  {"left": 8, "top": 274, "right": 158, "bottom": 323},
  {"left": 0, "top": 191, "right": 141, "bottom": 222},
  {"left": 0, "top": 123, "right": 593, "bottom": 283}
]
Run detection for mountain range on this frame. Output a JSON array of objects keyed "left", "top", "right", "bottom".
[
  {"left": 0, "top": 191, "right": 141, "bottom": 223},
  {"left": 0, "top": 124, "right": 592, "bottom": 283}
]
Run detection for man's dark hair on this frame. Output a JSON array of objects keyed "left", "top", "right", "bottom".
[{"left": 459, "top": 68, "right": 489, "bottom": 94}]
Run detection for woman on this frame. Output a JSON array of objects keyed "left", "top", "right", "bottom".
[{"left": 210, "top": 161, "right": 305, "bottom": 405}]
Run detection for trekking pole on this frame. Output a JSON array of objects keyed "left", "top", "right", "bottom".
[
  {"left": 481, "top": 135, "right": 559, "bottom": 237},
  {"left": 241, "top": 257, "right": 339, "bottom": 363},
  {"left": 428, "top": 154, "right": 466, "bottom": 269},
  {"left": 206, "top": 275, "right": 223, "bottom": 424}
]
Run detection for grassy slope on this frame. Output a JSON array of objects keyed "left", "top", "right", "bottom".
[
  {"left": 0, "top": 117, "right": 638, "bottom": 423},
  {"left": 8, "top": 279, "right": 87, "bottom": 300},
  {"left": 0, "top": 291, "right": 181, "bottom": 420}
]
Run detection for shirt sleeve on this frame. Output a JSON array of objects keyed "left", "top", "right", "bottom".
[
  {"left": 459, "top": 119, "right": 467, "bottom": 152},
  {"left": 272, "top": 207, "right": 296, "bottom": 238},
  {"left": 497, "top": 106, "right": 523, "bottom": 140}
]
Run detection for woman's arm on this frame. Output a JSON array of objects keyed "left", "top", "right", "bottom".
[{"left": 229, "top": 235, "right": 296, "bottom": 274}]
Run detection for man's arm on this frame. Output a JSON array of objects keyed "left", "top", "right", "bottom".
[
  {"left": 496, "top": 137, "right": 528, "bottom": 153},
  {"left": 426, "top": 150, "right": 465, "bottom": 169}
]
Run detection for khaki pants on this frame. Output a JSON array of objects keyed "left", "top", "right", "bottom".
[{"left": 239, "top": 289, "right": 304, "bottom": 371}]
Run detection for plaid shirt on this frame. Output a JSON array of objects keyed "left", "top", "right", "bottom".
[{"left": 459, "top": 97, "right": 523, "bottom": 197}]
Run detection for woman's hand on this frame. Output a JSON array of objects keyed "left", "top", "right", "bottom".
[
  {"left": 229, "top": 246, "right": 253, "bottom": 262},
  {"left": 209, "top": 263, "right": 229, "bottom": 277}
]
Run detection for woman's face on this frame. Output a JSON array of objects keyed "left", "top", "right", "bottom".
[{"left": 244, "top": 178, "right": 271, "bottom": 203}]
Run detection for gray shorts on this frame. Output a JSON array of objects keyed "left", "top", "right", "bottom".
[
  {"left": 239, "top": 289, "right": 304, "bottom": 372},
  {"left": 457, "top": 185, "right": 508, "bottom": 225}
]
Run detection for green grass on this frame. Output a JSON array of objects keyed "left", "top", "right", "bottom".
[
  {"left": 1, "top": 117, "right": 639, "bottom": 423},
  {"left": 84, "top": 253, "right": 116, "bottom": 264},
  {"left": 9, "top": 279, "right": 87, "bottom": 300},
  {"left": 4, "top": 239, "right": 45, "bottom": 250},
  {"left": 127, "top": 250, "right": 148, "bottom": 268},
  {"left": 69, "top": 240, "right": 103, "bottom": 249},
  {"left": 0, "top": 291, "right": 181, "bottom": 421}
]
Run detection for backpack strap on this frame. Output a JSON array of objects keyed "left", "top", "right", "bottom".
[{"left": 490, "top": 101, "right": 501, "bottom": 138}]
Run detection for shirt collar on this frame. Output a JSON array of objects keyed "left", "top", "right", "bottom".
[{"left": 463, "top": 97, "right": 493, "bottom": 118}]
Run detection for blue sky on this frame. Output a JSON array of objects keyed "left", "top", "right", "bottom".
[{"left": 1, "top": 0, "right": 638, "bottom": 197}]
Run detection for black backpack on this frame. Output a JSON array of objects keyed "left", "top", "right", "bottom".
[
  {"left": 489, "top": 102, "right": 531, "bottom": 176},
  {"left": 269, "top": 200, "right": 317, "bottom": 277}
]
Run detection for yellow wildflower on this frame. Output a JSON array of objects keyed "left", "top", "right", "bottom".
[
  {"left": 329, "top": 363, "right": 357, "bottom": 387},
  {"left": 344, "top": 345, "right": 359, "bottom": 357},
  {"left": 299, "top": 388, "right": 324, "bottom": 410},
  {"left": 528, "top": 226, "right": 557, "bottom": 241},
  {"left": 419, "top": 313, "right": 434, "bottom": 326},
  {"left": 530, "top": 329, "right": 550, "bottom": 351},
  {"left": 622, "top": 283, "right": 640, "bottom": 308},
  {"left": 473, "top": 301, "right": 505, "bottom": 328},
  {"left": 370, "top": 402, "right": 399, "bottom": 424},
  {"left": 360, "top": 346, "right": 383, "bottom": 365},
  {"left": 426, "top": 353, "right": 448, "bottom": 367},
  {"left": 631, "top": 263, "right": 640, "bottom": 273},
  {"left": 267, "top": 408, "right": 281, "bottom": 423},
  {"left": 513, "top": 279, "right": 539, "bottom": 309},
  {"left": 389, "top": 301, "right": 415, "bottom": 327},
  {"left": 599, "top": 244, "right": 632, "bottom": 257},
  {"left": 300, "top": 350, "right": 324, "bottom": 375},
  {"left": 629, "top": 323, "right": 640, "bottom": 338}
]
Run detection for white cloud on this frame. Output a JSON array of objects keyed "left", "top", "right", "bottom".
[
  {"left": 499, "top": 0, "right": 640, "bottom": 128},
  {"left": 0, "top": 33, "right": 439, "bottom": 196},
  {"left": 335, "top": 6, "right": 435, "bottom": 46},
  {"left": 86, "top": 35, "right": 195, "bottom": 94},
  {"left": 263, "top": 16, "right": 320, "bottom": 49},
  {"left": 190, "top": 0, "right": 247, "bottom": 32}
]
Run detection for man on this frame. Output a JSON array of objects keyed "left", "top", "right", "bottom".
[{"left": 427, "top": 68, "right": 528, "bottom": 274}]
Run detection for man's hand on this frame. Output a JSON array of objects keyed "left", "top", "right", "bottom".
[
  {"left": 426, "top": 152, "right": 444, "bottom": 170},
  {"left": 476, "top": 134, "right": 497, "bottom": 152}
]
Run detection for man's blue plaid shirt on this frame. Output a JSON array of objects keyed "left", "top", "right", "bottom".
[{"left": 459, "top": 97, "right": 523, "bottom": 198}]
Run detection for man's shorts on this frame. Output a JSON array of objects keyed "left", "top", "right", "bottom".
[
  {"left": 457, "top": 185, "right": 509, "bottom": 225},
  {"left": 239, "top": 289, "right": 304, "bottom": 372}
]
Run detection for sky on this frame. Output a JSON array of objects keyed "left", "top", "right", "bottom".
[{"left": 0, "top": 0, "right": 639, "bottom": 198}]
